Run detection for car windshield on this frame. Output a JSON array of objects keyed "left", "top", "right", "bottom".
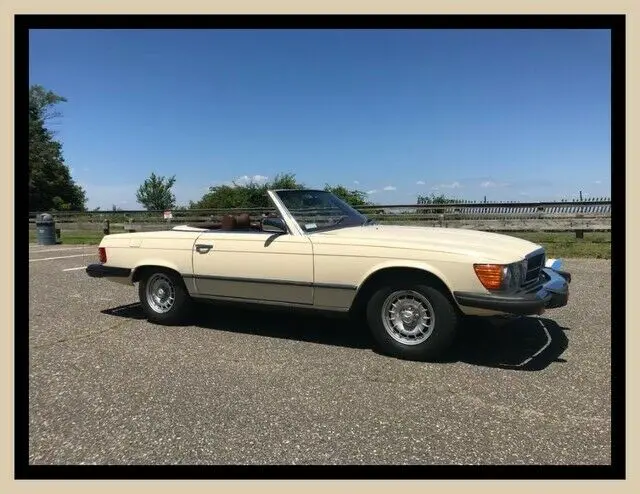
[{"left": 274, "top": 189, "right": 370, "bottom": 232}]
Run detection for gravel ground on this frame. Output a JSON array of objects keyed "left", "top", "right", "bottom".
[{"left": 28, "top": 245, "right": 611, "bottom": 465}]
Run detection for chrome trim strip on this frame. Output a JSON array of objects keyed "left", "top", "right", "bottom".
[
  {"left": 534, "top": 268, "right": 568, "bottom": 296},
  {"left": 191, "top": 293, "right": 350, "bottom": 312},
  {"left": 182, "top": 273, "right": 356, "bottom": 291},
  {"left": 523, "top": 247, "right": 546, "bottom": 285},
  {"left": 183, "top": 274, "right": 312, "bottom": 287},
  {"left": 525, "top": 247, "right": 546, "bottom": 259}
]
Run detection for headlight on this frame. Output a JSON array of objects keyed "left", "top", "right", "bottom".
[{"left": 474, "top": 260, "right": 526, "bottom": 292}]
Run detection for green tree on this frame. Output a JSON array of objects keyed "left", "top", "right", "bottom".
[
  {"left": 136, "top": 173, "right": 177, "bottom": 210},
  {"left": 29, "top": 84, "right": 87, "bottom": 211},
  {"left": 417, "top": 192, "right": 459, "bottom": 213},
  {"left": 191, "top": 172, "right": 377, "bottom": 210},
  {"left": 191, "top": 173, "right": 305, "bottom": 209},
  {"left": 416, "top": 192, "right": 458, "bottom": 205},
  {"left": 270, "top": 173, "right": 304, "bottom": 190},
  {"left": 323, "top": 184, "right": 370, "bottom": 207}
]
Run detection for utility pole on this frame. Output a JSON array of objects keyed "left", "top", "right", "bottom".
[{"left": 579, "top": 190, "right": 583, "bottom": 201}]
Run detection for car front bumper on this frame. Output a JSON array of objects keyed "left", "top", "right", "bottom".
[{"left": 454, "top": 266, "right": 571, "bottom": 316}]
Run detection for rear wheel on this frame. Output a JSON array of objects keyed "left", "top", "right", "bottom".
[
  {"left": 138, "top": 269, "right": 192, "bottom": 325},
  {"left": 366, "top": 282, "right": 459, "bottom": 360}
]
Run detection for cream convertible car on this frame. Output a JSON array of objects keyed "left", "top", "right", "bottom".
[{"left": 86, "top": 189, "right": 570, "bottom": 360}]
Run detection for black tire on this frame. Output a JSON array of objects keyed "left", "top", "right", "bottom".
[
  {"left": 138, "top": 268, "right": 192, "bottom": 325},
  {"left": 366, "top": 282, "right": 459, "bottom": 361}
]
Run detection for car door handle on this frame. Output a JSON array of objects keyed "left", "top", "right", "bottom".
[{"left": 195, "top": 243, "right": 213, "bottom": 254}]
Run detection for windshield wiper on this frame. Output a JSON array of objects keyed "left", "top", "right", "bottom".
[{"left": 362, "top": 218, "right": 376, "bottom": 226}]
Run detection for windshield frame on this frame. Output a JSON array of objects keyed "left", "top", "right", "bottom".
[{"left": 269, "top": 189, "right": 371, "bottom": 234}]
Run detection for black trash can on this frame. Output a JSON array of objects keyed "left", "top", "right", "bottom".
[{"left": 35, "top": 213, "right": 57, "bottom": 245}]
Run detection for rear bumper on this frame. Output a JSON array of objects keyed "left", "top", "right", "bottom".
[
  {"left": 86, "top": 263, "right": 131, "bottom": 278},
  {"left": 454, "top": 267, "right": 571, "bottom": 316}
]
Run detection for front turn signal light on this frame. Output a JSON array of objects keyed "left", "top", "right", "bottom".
[{"left": 473, "top": 264, "right": 505, "bottom": 290}]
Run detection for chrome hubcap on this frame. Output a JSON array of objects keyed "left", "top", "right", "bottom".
[
  {"left": 146, "top": 273, "right": 176, "bottom": 314},
  {"left": 381, "top": 290, "right": 435, "bottom": 345}
]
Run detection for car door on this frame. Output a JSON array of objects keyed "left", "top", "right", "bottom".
[{"left": 190, "top": 229, "right": 314, "bottom": 305}]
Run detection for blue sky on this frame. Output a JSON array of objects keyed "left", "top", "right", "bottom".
[{"left": 29, "top": 29, "right": 611, "bottom": 209}]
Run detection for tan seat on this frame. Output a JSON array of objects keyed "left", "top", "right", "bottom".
[
  {"left": 235, "top": 213, "right": 251, "bottom": 229},
  {"left": 221, "top": 215, "right": 237, "bottom": 231}
]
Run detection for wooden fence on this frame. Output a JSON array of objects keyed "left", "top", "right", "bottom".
[{"left": 29, "top": 198, "right": 612, "bottom": 237}]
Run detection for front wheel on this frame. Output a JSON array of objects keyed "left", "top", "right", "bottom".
[
  {"left": 366, "top": 283, "right": 459, "bottom": 361},
  {"left": 138, "top": 269, "right": 192, "bottom": 325}
]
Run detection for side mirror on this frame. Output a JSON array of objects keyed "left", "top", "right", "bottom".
[{"left": 261, "top": 217, "right": 287, "bottom": 234}]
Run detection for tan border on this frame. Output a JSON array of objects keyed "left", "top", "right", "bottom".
[{"left": 2, "top": 1, "right": 636, "bottom": 493}]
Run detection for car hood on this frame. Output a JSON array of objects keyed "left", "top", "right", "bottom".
[{"left": 312, "top": 224, "right": 542, "bottom": 263}]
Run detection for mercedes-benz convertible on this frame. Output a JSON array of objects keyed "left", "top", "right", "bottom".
[{"left": 86, "top": 188, "right": 570, "bottom": 360}]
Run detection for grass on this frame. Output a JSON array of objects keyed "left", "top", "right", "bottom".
[
  {"left": 503, "top": 231, "right": 611, "bottom": 259},
  {"left": 29, "top": 229, "right": 105, "bottom": 245},
  {"left": 29, "top": 229, "right": 611, "bottom": 259}
]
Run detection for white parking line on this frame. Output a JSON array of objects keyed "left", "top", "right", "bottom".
[
  {"left": 62, "top": 266, "right": 87, "bottom": 272},
  {"left": 28, "top": 246, "right": 92, "bottom": 254},
  {"left": 515, "top": 319, "right": 553, "bottom": 367},
  {"left": 29, "top": 254, "right": 89, "bottom": 262}
]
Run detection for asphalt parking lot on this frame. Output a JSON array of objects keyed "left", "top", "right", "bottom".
[{"left": 28, "top": 244, "right": 612, "bottom": 465}]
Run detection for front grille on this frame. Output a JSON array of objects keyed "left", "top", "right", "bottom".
[{"left": 524, "top": 251, "right": 545, "bottom": 285}]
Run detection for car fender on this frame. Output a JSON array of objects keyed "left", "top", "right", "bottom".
[
  {"left": 356, "top": 259, "right": 456, "bottom": 295},
  {"left": 131, "top": 258, "right": 191, "bottom": 285}
]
